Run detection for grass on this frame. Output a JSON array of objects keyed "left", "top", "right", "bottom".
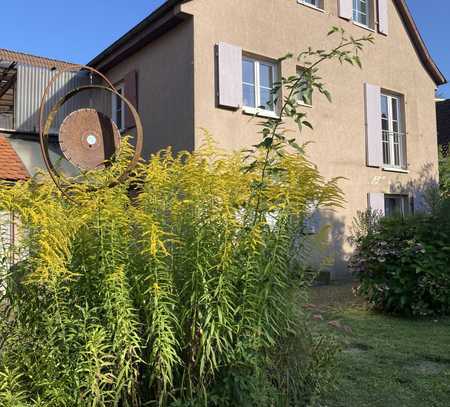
[{"left": 309, "top": 284, "right": 450, "bottom": 407}]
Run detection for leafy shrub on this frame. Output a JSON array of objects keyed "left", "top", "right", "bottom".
[
  {"left": 0, "top": 140, "right": 342, "bottom": 406},
  {"left": 350, "top": 209, "right": 450, "bottom": 317}
]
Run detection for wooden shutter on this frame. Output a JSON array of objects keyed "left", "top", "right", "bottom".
[
  {"left": 368, "top": 193, "right": 385, "bottom": 215},
  {"left": 338, "top": 0, "right": 353, "bottom": 20},
  {"left": 217, "top": 42, "right": 242, "bottom": 109},
  {"left": 364, "top": 83, "right": 383, "bottom": 167},
  {"left": 378, "top": 0, "right": 389, "bottom": 35},
  {"left": 124, "top": 70, "right": 138, "bottom": 129}
]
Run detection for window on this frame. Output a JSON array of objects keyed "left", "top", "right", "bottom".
[
  {"left": 300, "top": 0, "right": 323, "bottom": 9},
  {"left": 353, "top": 0, "right": 371, "bottom": 27},
  {"left": 112, "top": 84, "right": 125, "bottom": 130},
  {"left": 384, "top": 194, "right": 410, "bottom": 217},
  {"left": 242, "top": 57, "right": 277, "bottom": 113},
  {"left": 297, "top": 67, "right": 313, "bottom": 106},
  {"left": 381, "top": 93, "right": 406, "bottom": 169}
]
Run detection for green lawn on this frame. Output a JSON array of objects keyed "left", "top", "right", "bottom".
[{"left": 309, "top": 284, "right": 450, "bottom": 407}]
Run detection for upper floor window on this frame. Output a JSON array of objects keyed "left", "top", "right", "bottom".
[
  {"left": 242, "top": 57, "right": 277, "bottom": 113},
  {"left": 299, "top": 0, "right": 324, "bottom": 10},
  {"left": 112, "top": 83, "right": 125, "bottom": 131},
  {"left": 353, "top": 0, "right": 371, "bottom": 27},
  {"left": 381, "top": 93, "right": 406, "bottom": 169}
]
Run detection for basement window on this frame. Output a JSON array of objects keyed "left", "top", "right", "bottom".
[{"left": 384, "top": 194, "right": 410, "bottom": 217}]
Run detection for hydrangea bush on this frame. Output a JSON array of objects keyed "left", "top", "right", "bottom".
[{"left": 350, "top": 210, "right": 450, "bottom": 317}]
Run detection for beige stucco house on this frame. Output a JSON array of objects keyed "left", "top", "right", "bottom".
[{"left": 89, "top": 0, "right": 445, "bottom": 278}]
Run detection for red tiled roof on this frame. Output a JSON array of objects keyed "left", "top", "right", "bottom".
[
  {"left": 0, "top": 136, "right": 29, "bottom": 181},
  {"left": 0, "top": 48, "right": 78, "bottom": 70}
]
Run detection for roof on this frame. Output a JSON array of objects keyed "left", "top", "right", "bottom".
[
  {"left": 436, "top": 99, "right": 450, "bottom": 146},
  {"left": 0, "top": 135, "right": 29, "bottom": 181},
  {"left": 395, "top": 0, "right": 446, "bottom": 85},
  {"left": 89, "top": 0, "right": 446, "bottom": 86},
  {"left": 88, "top": 0, "right": 189, "bottom": 70},
  {"left": 0, "top": 48, "right": 77, "bottom": 70}
]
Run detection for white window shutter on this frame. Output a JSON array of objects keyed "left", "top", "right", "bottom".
[
  {"left": 338, "top": 0, "right": 353, "bottom": 20},
  {"left": 364, "top": 83, "right": 383, "bottom": 167},
  {"left": 378, "top": 0, "right": 389, "bottom": 35},
  {"left": 368, "top": 193, "right": 385, "bottom": 215},
  {"left": 217, "top": 42, "right": 242, "bottom": 109}
]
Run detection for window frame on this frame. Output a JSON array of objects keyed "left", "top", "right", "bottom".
[
  {"left": 384, "top": 194, "right": 410, "bottom": 217},
  {"left": 112, "top": 83, "right": 125, "bottom": 131},
  {"left": 352, "top": 0, "right": 374, "bottom": 29},
  {"left": 242, "top": 56, "right": 279, "bottom": 117},
  {"left": 381, "top": 92, "right": 406, "bottom": 170},
  {"left": 298, "top": 0, "right": 324, "bottom": 11}
]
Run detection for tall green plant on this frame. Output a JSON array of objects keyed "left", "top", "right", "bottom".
[{"left": 0, "top": 29, "right": 372, "bottom": 406}]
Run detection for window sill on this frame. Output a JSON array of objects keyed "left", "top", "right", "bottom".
[
  {"left": 297, "top": 1, "right": 325, "bottom": 13},
  {"left": 382, "top": 167, "right": 409, "bottom": 174},
  {"left": 352, "top": 21, "right": 376, "bottom": 33},
  {"left": 297, "top": 101, "right": 313, "bottom": 109},
  {"left": 242, "top": 107, "right": 280, "bottom": 119}
]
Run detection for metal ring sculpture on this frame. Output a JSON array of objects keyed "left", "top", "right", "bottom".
[{"left": 39, "top": 65, "right": 143, "bottom": 199}]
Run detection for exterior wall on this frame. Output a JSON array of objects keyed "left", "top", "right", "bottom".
[
  {"left": 182, "top": 0, "right": 439, "bottom": 277},
  {"left": 101, "top": 19, "right": 195, "bottom": 159}
]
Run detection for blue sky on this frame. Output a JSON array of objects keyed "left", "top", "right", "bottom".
[{"left": 1, "top": 0, "right": 449, "bottom": 94}]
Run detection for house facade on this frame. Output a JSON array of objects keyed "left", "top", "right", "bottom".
[{"left": 88, "top": 0, "right": 445, "bottom": 277}]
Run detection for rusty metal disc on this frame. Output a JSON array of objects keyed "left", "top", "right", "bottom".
[
  {"left": 38, "top": 65, "right": 144, "bottom": 202},
  {"left": 59, "top": 108, "right": 121, "bottom": 170}
]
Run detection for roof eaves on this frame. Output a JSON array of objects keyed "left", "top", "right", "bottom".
[
  {"left": 88, "top": 0, "right": 188, "bottom": 69},
  {"left": 394, "top": 0, "right": 446, "bottom": 86},
  {"left": 88, "top": 0, "right": 446, "bottom": 86}
]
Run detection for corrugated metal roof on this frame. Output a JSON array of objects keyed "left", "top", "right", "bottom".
[
  {"left": 0, "top": 135, "right": 29, "bottom": 181},
  {"left": 0, "top": 48, "right": 77, "bottom": 71}
]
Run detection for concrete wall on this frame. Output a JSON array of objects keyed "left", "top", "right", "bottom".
[
  {"left": 181, "top": 0, "right": 439, "bottom": 277},
  {"left": 102, "top": 18, "right": 195, "bottom": 159}
]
